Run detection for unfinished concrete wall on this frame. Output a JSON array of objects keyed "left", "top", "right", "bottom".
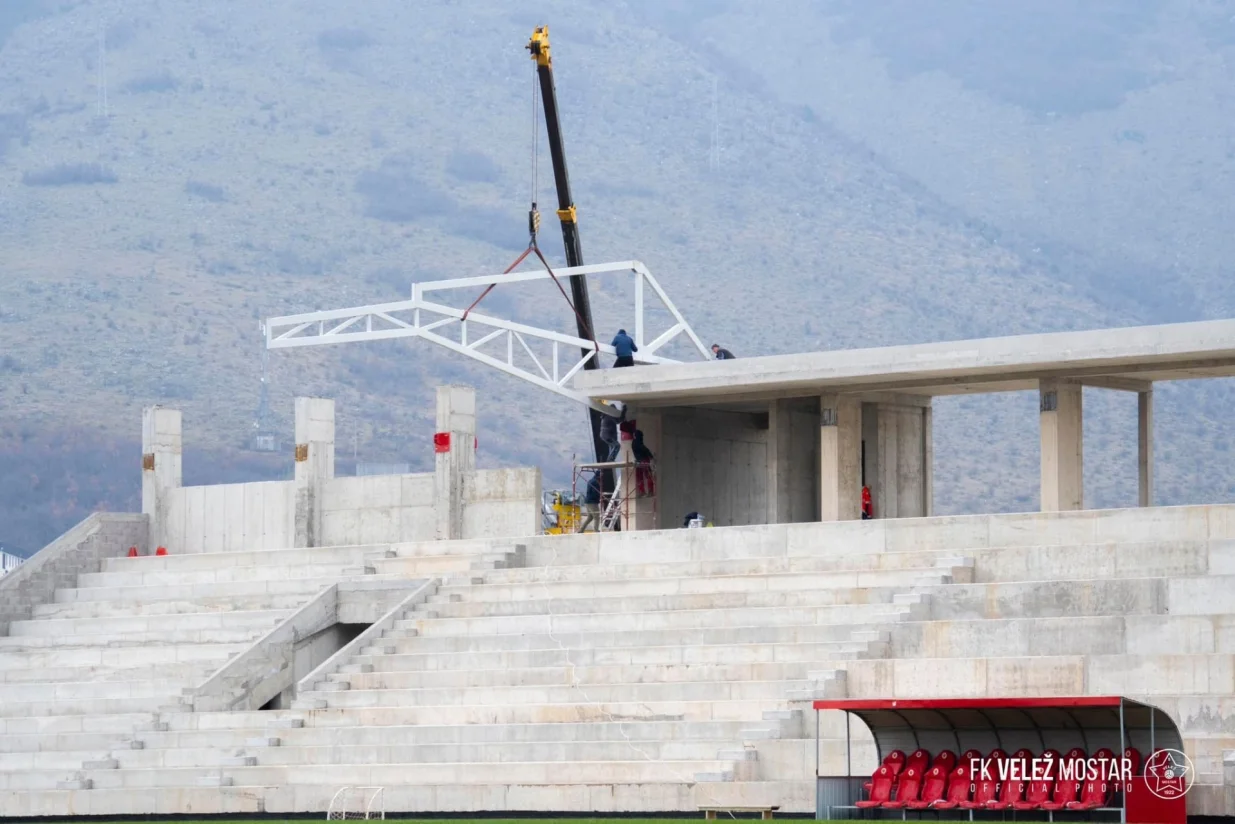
[
  {"left": 163, "top": 481, "right": 296, "bottom": 554},
  {"left": 321, "top": 474, "right": 436, "bottom": 545},
  {"left": 659, "top": 408, "right": 769, "bottom": 528},
  {"left": 462, "top": 467, "right": 542, "bottom": 539},
  {"left": 318, "top": 468, "right": 540, "bottom": 545}
]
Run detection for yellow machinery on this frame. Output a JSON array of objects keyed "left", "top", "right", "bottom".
[{"left": 542, "top": 490, "right": 582, "bottom": 535}]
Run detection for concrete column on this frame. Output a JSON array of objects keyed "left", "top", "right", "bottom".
[
  {"left": 294, "top": 397, "right": 335, "bottom": 548},
  {"left": 622, "top": 409, "right": 661, "bottom": 531},
  {"left": 141, "top": 406, "right": 182, "bottom": 551},
  {"left": 1039, "top": 379, "right": 1083, "bottom": 511},
  {"left": 1138, "top": 389, "right": 1153, "bottom": 507},
  {"left": 923, "top": 404, "right": 934, "bottom": 516},
  {"left": 434, "top": 385, "right": 476, "bottom": 541},
  {"left": 820, "top": 394, "right": 862, "bottom": 521}
]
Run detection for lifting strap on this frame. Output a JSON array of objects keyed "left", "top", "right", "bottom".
[{"left": 459, "top": 238, "right": 599, "bottom": 355}]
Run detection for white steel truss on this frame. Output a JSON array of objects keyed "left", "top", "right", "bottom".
[{"left": 265, "top": 260, "right": 710, "bottom": 414}]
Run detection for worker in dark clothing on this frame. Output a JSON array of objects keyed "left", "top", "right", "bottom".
[
  {"left": 632, "top": 430, "right": 654, "bottom": 464},
  {"left": 612, "top": 329, "right": 637, "bottom": 367},
  {"left": 711, "top": 344, "right": 735, "bottom": 360},
  {"left": 578, "top": 471, "right": 603, "bottom": 532},
  {"left": 599, "top": 410, "right": 620, "bottom": 462},
  {"left": 683, "top": 511, "right": 701, "bottom": 528}
]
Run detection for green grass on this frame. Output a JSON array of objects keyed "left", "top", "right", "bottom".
[{"left": 80, "top": 819, "right": 972, "bottom": 824}]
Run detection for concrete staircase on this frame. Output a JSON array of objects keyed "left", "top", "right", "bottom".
[{"left": 0, "top": 541, "right": 522, "bottom": 804}]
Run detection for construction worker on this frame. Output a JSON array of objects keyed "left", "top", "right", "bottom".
[
  {"left": 633, "top": 429, "right": 655, "bottom": 497},
  {"left": 711, "top": 343, "right": 735, "bottom": 360},
  {"left": 599, "top": 408, "right": 620, "bottom": 461},
  {"left": 578, "top": 472, "right": 603, "bottom": 532},
  {"left": 861, "top": 485, "right": 873, "bottom": 520},
  {"left": 612, "top": 329, "right": 637, "bottom": 367}
]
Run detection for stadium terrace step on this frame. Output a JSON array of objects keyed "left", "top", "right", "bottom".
[
  {"left": 294, "top": 678, "right": 824, "bottom": 709},
  {"left": 52, "top": 577, "right": 372, "bottom": 604},
  {"left": 0, "top": 627, "right": 280, "bottom": 646},
  {"left": 351, "top": 639, "right": 885, "bottom": 672},
  {"left": 892, "top": 613, "right": 1235, "bottom": 658},
  {"left": 400, "top": 603, "right": 907, "bottom": 637},
  {"left": 62, "top": 739, "right": 740, "bottom": 771},
  {"left": 32, "top": 592, "right": 318, "bottom": 619},
  {"left": 421, "top": 589, "right": 923, "bottom": 619},
  {"left": 7, "top": 609, "right": 289, "bottom": 638},
  {"left": 0, "top": 642, "right": 247, "bottom": 670},
  {"left": 68, "top": 759, "right": 739, "bottom": 790},
  {"left": 0, "top": 693, "right": 186, "bottom": 718},
  {"left": 101, "top": 544, "right": 396, "bottom": 572},
  {"left": 368, "top": 622, "right": 897, "bottom": 655},
  {"left": 473, "top": 556, "right": 964, "bottom": 586},
  {"left": 76, "top": 554, "right": 506, "bottom": 587},
  {"left": 335, "top": 661, "right": 844, "bottom": 691},
  {"left": 0, "top": 678, "right": 210, "bottom": 703},
  {"left": 282, "top": 698, "right": 790, "bottom": 726}
]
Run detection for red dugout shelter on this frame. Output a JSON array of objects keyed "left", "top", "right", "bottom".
[{"left": 813, "top": 696, "right": 1189, "bottom": 823}]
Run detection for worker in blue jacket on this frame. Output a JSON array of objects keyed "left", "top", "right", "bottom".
[{"left": 612, "top": 329, "right": 637, "bottom": 367}]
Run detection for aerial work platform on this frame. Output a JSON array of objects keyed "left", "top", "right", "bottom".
[{"left": 574, "top": 318, "right": 1235, "bottom": 528}]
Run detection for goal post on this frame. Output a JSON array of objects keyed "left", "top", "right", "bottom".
[{"left": 326, "top": 786, "right": 385, "bottom": 820}]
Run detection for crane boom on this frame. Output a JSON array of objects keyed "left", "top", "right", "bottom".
[{"left": 527, "top": 26, "right": 608, "bottom": 464}]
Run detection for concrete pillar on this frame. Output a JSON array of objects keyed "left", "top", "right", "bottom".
[
  {"left": 1039, "top": 379, "right": 1083, "bottom": 511},
  {"left": 434, "top": 385, "right": 476, "bottom": 541},
  {"left": 923, "top": 405, "right": 934, "bottom": 516},
  {"left": 294, "top": 398, "right": 335, "bottom": 548},
  {"left": 820, "top": 393, "right": 862, "bottom": 521},
  {"left": 622, "top": 409, "right": 660, "bottom": 531},
  {"left": 141, "top": 406, "right": 182, "bottom": 551},
  {"left": 1138, "top": 389, "right": 1153, "bottom": 507}
]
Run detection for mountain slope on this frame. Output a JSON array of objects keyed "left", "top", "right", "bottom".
[{"left": 0, "top": 0, "right": 1230, "bottom": 548}]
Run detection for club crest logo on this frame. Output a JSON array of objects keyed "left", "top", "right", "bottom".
[{"left": 1144, "top": 748, "right": 1194, "bottom": 800}]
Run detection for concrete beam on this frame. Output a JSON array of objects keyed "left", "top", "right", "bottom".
[
  {"left": 820, "top": 394, "right": 861, "bottom": 521},
  {"left": 1040, "top": 380, "right": 1083, "bottom": 512},
  {"left": 1081, "top": 376, "right": 1153, "bottom": 393},
  {"left": 575, "top": 317, "right": 1235, "bottom": 405}
]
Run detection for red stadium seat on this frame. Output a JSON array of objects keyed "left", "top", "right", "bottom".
[
  {"left": 1012, "top": 749, "right": 1060, "bottom": 811},
  {"left": 906, "top": 748, "right": 931, "bottom": 774},
  {"left": 1124, "top": 746, "right": 1143, "bottom": 776},
  {"left": 864, "top": 749, "right": 907, "bottom": 792},
  {"left": 986, "top": 748, "right": 1033, "bottom": 810},
  {"left": 957, "top": 748, "right": 1006, "bottom": 810},
  {"left": 884, "top": 749, "right": 907, "bottom": 774},
  {"left": 883, "top": 765, "right": 923, "bottom": 809},
  {"left": 855, "top": 765, "right": 897, "bottom": 809},
  {"left": 931, "top": 764, "right": 973, "bottom": 810},
  {"left": 1067, "top": 748, "right": 1116, "bottom": 810},
  {"left": 931, "top": 749, "right": 958, "bottom": 772},
  {"left": 904, "top": 764, "right": 950, "bottom": 810},
  {"left": 1041, "top": 747, "right": 1088, "bottom": 811}
]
